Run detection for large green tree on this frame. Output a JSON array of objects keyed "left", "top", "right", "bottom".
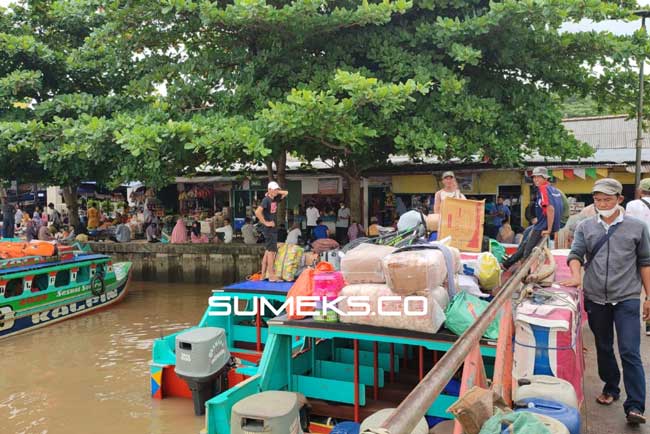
[
  {"left": 84, "top": 0, "right": 646, "bottom": 220},
  {"left": 0, "top": 1, "right": 142, "bottom": 230}
]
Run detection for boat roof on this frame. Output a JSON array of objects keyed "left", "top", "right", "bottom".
[
  {"left": 0, "top": 253, "right": 110, "bottom": 278},
  {"left": 215, "top": 280, "right": 293, "bottom": 295}
]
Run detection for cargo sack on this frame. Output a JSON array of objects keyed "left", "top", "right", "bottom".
[
  {"left": 382, "top": 243, "right": 460, "bottom": 296},
  {"left": 341, "top": 243, "right": 396, "bottom": 284},
  {"left": 476, "top": 252, "right": 501, "bottom": 291},
  {"left": 447, "top": 387, "right": 510, "bottom": 434},
  {"left": 445, "top": 291, "right": 500, "bottom": 340},
  {"left": 338, "top": 284, "right": 446, "bottom": 334},
  {"left": 272, "top": 243, "right": 305, "bottom": 281},
  {"left": 311, "top": 238, "right": 340, "bottom": 254}
]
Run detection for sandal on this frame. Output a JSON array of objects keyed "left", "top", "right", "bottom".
[
  {"left": 596, "top": 393, "right": 619, "bottom": 406},
  {"left": 626, "top": 410, "right": 646, "bottom": 425}
]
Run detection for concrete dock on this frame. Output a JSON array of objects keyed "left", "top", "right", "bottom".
[{"left": 584, "top": 324, "right": 650, "bottom": 433}]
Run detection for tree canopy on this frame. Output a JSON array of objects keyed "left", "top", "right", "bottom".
[{"left": 1, "top": 0, "right": 648, "bottom": 219}]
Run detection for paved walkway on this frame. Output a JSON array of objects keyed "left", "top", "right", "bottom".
[{"left": 583, "top": 324, "right": 650, "bottom": 434}]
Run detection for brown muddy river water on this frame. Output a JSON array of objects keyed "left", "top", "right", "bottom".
[{"left": 1, "top": 282, "right": 214, "bottom": 434}]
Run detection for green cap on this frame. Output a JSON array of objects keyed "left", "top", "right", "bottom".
[{"left": 640, "top": 178, "right": 650, "bottom": 192}]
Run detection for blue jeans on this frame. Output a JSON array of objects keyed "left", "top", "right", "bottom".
[{"left": 585, "top": 298, "right": 646, "bottom": 414}]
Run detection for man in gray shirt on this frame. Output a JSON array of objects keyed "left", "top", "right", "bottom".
[{"left": 562, "top": 178, "right": 650, "bottom": 425}]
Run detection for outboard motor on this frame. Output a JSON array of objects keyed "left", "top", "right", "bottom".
[
  {"left": 174, "top": 327, "right": 234, "bottom": 416},
  {"left": 231, "top": 391, "right": 310, "bottom": 434}
]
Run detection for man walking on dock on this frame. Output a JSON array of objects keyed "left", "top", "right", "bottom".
[
  {"left": 255, "top": 181, "right": 288, "bottom": 282},
  {"left": 562, "top": 178, "right": 650, "bottom": 425}
]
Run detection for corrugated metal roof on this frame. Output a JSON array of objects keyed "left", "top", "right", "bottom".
[{"left": 562, "top": 115, "right": 650, "bottom": 150}]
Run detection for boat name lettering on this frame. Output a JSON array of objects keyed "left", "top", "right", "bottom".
[
  {"left": 207, "top": 295, "right": 429, "bottom": 317},
  {"left": 31, "top": 290, "right": 118, "bottom": 325},
  {"left": 56, "top": 284, "right": 90, "bottom": 297}
]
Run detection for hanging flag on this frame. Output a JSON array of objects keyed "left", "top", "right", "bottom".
[
  {"left": 552, "top": 169, "right": 564, "bottom": 180},
  {"left": 573, "top": 168, "right": 586, "bottom": 179},
  {"left": 563, "top": 169, "right": 575, "bottom": 180},
  {"left": 586, "top": 168, "right": 597, "bottom": 179},
  {"left": 596, "top": 168, "right": 609, "bottom": 178}
]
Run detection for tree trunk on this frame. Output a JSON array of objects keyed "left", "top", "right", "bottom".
[
  {"left": 61, "top": 185, "right": 81, "bottom": 233},
  {"left": 266, "top": 160, "right": 274, "bottom": 181},
  {"left": 276, "top": 150, "right": 288, "bottom": 225},
  {"left": 344, "top": 172, "right": 362, "bottom": 224}
]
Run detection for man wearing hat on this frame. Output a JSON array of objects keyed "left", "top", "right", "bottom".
[
  {"left": 562, "top": 178, "right": 650, "bottom": 425},
  {"left": 626, "top": 178, "right": 650, "bottom": 336},
  {"left": 433, "top": 171, "right": 466, "bottom": 214},
  {"left": 255, "top": 181, "right": 289, "bottom": 281},
  {"left": 502, "top": 167, "right": 563, "bottom": 269}
]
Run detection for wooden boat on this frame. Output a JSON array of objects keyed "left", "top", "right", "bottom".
[
  {"left": 199, "top": 244, "right": 585, "bottom": 434},
  {"left": 0, "top": 242, "right": 132, "bottom": 340}
]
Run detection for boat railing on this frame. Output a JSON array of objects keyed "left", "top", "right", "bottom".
[{"left": 363, "top": 237, "right": 549, "bottom": 434}]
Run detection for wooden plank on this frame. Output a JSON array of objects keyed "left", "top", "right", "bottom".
[
  {"left": 336, "top": 348, "right": 399, "bottom": 373},
  {"left": 292, "top": 375, "right": 366, "bottom": 405},
  {"left": 314, "top": 360, "right": 384, "bottom": 387}
]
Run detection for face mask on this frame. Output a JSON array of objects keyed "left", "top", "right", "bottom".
[{"left": 597, "top": 207, "right": 618, "bottom": 218}]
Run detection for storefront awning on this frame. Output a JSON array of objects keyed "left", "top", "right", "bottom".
[
  {"left": 175, "top": 176, "right": 235, "bottom": 183},
  {"left": 625, "top": 164, "right": 650, "bottom": 173}
]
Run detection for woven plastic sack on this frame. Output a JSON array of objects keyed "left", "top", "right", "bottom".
[
  {"left": 489, "top": 239, "right": 506, "bottom": 263},
  {"left": 479, "top": 410, "right": 552, "bottom": 434},
  {"left": 476, "top": 252, "right": 501, "bottom": 291},
  {"left": 444, "top": 291, "right": 500, "bottom": 340}
]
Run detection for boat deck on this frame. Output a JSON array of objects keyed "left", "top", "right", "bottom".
[{"left": 268, "top": 315, "right": 497, "bottom": 356}]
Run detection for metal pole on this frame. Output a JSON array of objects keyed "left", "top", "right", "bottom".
[
  {"left": 636, "top": 16, "right": 647, "bottom": 189},
  {"left": 364, "top": 238, "right": 548, "bottom": 434}
]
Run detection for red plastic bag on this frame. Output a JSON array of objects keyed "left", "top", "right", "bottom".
[{"left": 286, "top": 262, "right": 336, "bottom": 320}]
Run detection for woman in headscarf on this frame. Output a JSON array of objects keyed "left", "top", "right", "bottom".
[
  {"left": 171, "top": 217, "right": 188, "bottom": 243},
  {"left": 190, "top": 220, "right": 208, "bottom": 243}
]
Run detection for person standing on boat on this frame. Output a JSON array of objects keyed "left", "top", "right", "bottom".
[
  {"left": 562, "top": 178, "right": 650, "bottom": 425},
  {"left": 255, "top": 181, "right": 288, "bottom": 281},
  {"left": 502, "top": 167, "right": 563, "bottom": 269},
  {"left": 433, "top": 171, "right": 466, "bottom": 214}
]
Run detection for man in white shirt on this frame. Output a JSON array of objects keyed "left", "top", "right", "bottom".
[
  {"left": 305, "top": 202, "right": 320, "bottom": 241},
  {"left": 215, "top": 218, "right": 233, "bottom": 243},
  {"left": 241, "top": 217, "right": 257, "bottom": 245},
  {"left": 627, "top": 178, "right": 650, "bottom": 233},
  {"left": 335, "top": 202, "right": 351, "bottom": 244}
]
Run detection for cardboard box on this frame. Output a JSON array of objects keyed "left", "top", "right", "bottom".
[{"left": 438, "top": 197, "right": 485, "bottom": 252}]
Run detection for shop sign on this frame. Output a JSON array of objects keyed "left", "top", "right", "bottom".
[{"left": 318, "top": 178, "right": 339, "bottom": 195}]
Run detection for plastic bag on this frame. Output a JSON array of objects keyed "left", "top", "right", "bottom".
[
  {"left": 286, "top": 262, "right": 335, "bottom": 320},
  {"left": 476, "top": 252, "right": 501, "bottom": 291},
  {"left": 489, "top": 239, "right": 506, "bottom": 263},
  {"left": 444, "top": 291, "right": 500, "bottom": 340},
  {"left": 479, "top": 411, "right": 552, "bottom": 434}
]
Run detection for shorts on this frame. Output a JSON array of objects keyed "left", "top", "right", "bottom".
[{"left": 262, "top": 227, "right": 278, "bottom": 252}]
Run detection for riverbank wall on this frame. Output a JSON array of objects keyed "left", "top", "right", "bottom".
[{"left": 89, "top": 242, "right": 264, "bottom": 284}]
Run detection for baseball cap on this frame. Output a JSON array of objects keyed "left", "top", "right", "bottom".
[
  {"left": 267, "top": 181, "right": 280, "bottom": 190},
  {"left": 442, "top": 171, "right": 455, "bottom": 179},
  {"left": 640, "top": 178, "right": 650, "bottom": 192},
  {"left": 592, "top": 178, "right": 622, "bottom": 195},
  {"left": 531, "top": 167, "right": 550, "bottom": 179}
]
